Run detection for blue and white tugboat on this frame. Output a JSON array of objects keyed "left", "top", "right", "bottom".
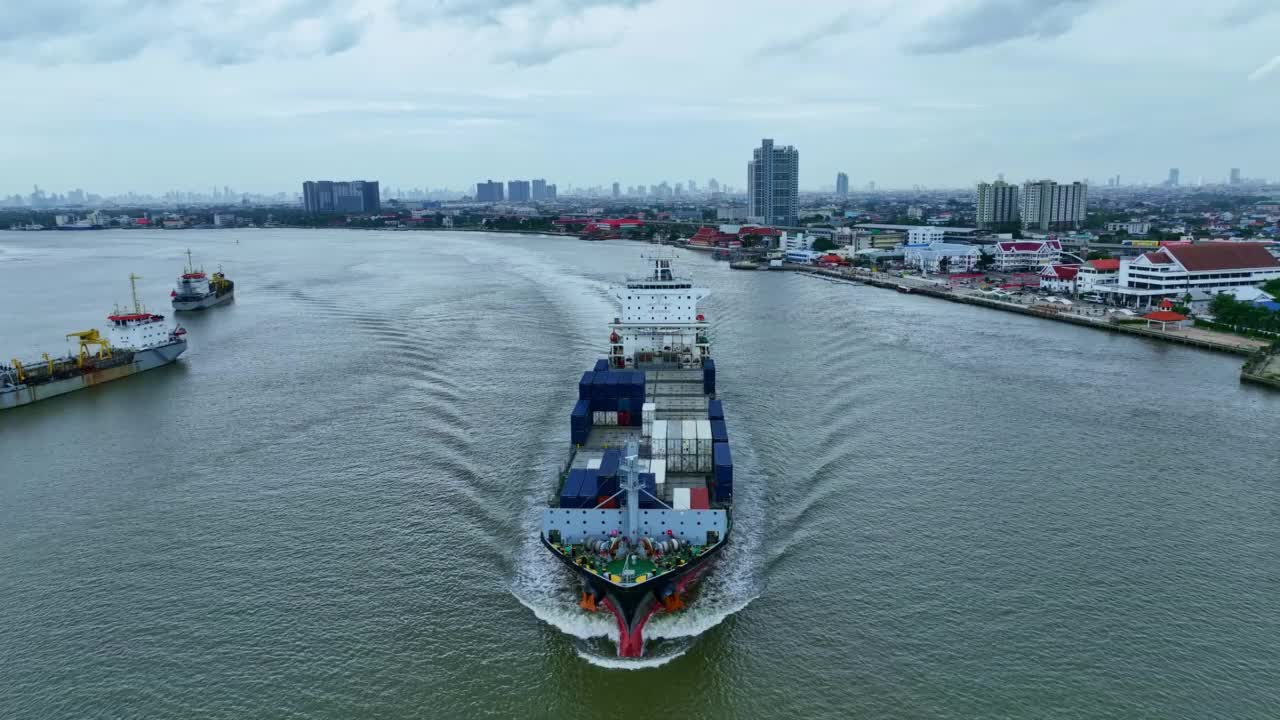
[{"left": 542, "top": 252, "right": 734, "bottom": 657}]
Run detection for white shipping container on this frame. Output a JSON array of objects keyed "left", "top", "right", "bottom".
[
  {"left": 650, "top": 459, "right": 667, "bottom": 487},
  {"left": 607, "top": 411, "right": 617, "bottom": 426},
  {"left": 642, "top": 422, "right": 652, "bottom": 438},
  {"left": 697, "top": 420, "right": 713, "bottom": 472},
  {"left": 587, "top": 458, "right": 602, "bottom": 470},
  {"left": 666, "top": 420, "right": 682, "bottom": 460},
  {"left": 681, "top": 420, "right": 698, "bottom": 457},
  {"left": 651, "top": 420, "right": 667, "bottom": 455},
  {"left": 593, "top": 411, "right": 603, "bottom": 424},
  {"left": 673, "top": 487, "right": 691, "bottom": 510}
]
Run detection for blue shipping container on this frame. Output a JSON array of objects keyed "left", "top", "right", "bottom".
[
  {"left": 579, "top": 371, "right": 595, "bottom": 400},
  {"left": 598, "top": 449, "right": 621, "bottom": 478},
  {"left": 711, "top": 419, "right": 728, "bottom": 443},
  {"left": 594, "top": 358, "right": 609, "bottom": 372},
  {"left": 708, "top": 399, "right": 724, "bottom": 420},
  {"left": 577, "top": 470, "right": 599, "bottom": 506},
  {"left": 560, "top": 470, "right": 583, "bottom": 508}
]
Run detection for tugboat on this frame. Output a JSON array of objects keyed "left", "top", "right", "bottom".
[
  {"left": 171, "top": 249, "right": 234, "bottom": 311},
  {"left": 540, "top": 252, "right": 733, "bottom": 658},
  {"left": 2, "top": 274, "right": 187, "bottom": 410}
]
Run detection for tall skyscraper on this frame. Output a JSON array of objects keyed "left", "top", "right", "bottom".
[
  {"left": 545, "top": 184, "right": 557, "bottom": 200},
  {"left": 747, "top": 138, "right": 799, "bottom": 226},
  {"left": 976, "top": 180, "right": 1019, "bottom": 228},
  {"left": 688, "top": 180, "right": 698, "bottom": 194},
  {"left": 507, "top": 180, "right": 531, "bottom": 202},
  {"left": 1020, "top": 180, "right": 1088, "bottom": 231},
  {"left": 836, "top": 172, "right": 849, "bottom": 197},
  {"left": 612, "top": 182, "right": 620, "bottom": 198},
  {"left": 303, "top": 180, "right": 380, "bottom": 214},
  {"left": 532, "top": 178, "right": 548, "bottom": 200},
  {"left": 476, "top": 180, "right": 504, "bottom": 202},
  {"left": 1230, "top": 168, "right": 1241, "bottom": 185},
  {"left": 1167, "top": 168, "right": 1180, "bottom": 187},
  {"left": 707, "top": 178, "right": 720, "bottom": 193}
]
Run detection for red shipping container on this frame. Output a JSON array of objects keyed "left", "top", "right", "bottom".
[
  {"left": 618, "top": 410, "right": 630, "bottom": 426},
  {"left": 689, "top": 487, "right": 710, "bottom": 510},
  {"left": 597, "top": 496, "right": 619, "bottom": 509}
]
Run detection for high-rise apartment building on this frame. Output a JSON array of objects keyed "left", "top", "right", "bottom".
[
  {"left": 612, "top": 182, "right": 620, "bottom": 198},
  {"left": 836, "top": 172, "right": 849, "bottom": 197},
  {"left": 476, "top": 180, "right": 504, "bottom": 202},
  {"left": 1020, "top": 180, "right": 1088, "bottom": 231},
  {"left": 545, "top": 184, "right": 557, "bottom": 200},
  {"left": 532, "top": 178, "right": 548, "bottom": 200},
  {"left": 976, "top": 180, "right": 1019, "bottom": 228},
  {"left": 747, "top": 138, "right": 799, "bottom": 226},
  {"left": 1230, "top": 168, "right": 1241, "bottom": 185},
  {"left": 303, "top": 180, "right": 380, "bottom": 214},
  {"left": 1167, "top": 168, "right": 1180, "bottom": 187},
  {"left": 507, "top": 180, "right": 531, "bottom": 202}
]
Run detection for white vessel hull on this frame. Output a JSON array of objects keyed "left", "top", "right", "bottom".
[{"left": 0, "top": 341, "right": 186, "bottom": 410}]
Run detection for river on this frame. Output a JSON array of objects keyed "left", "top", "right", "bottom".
[{"left": 2, "top": 229, "right": 1277, "bottom": 719}]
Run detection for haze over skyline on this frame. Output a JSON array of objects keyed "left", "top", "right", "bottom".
[{"left": 3, "top": 0, "right": 1279, "bottom": 195}]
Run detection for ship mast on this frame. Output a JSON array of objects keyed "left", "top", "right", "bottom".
[
  {"left": 621, "top": 439, "right": 641, "bottom": 541},
  {"left": 185, "top": 248, "right": 193, "bottom": 274},
  {"left": 129, "top": 273, "right": 143, "bottom": 313}
]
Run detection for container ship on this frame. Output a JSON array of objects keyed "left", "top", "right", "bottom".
[
  {"left": 541, "top": 252, "right": 733, "bottom": 658},
  {"left": 172, "top": 249, "right": 234, "bottom": 312},
  {"left": 1, "top": 274, "right": 187, "bottom": 410}
]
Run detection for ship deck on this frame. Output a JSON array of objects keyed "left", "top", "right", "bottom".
[{"left": 568, "top": 366, "right": 714, "bottom": 508}]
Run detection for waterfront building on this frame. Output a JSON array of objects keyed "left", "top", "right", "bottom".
[
  {"left": 907, "top": 226, "right": 945, "bottom": 245},
  {"left": 1039, "top": 264, "right": 1080, "bottom": 294},
  {"left": 1020, "top": 180, "right": 1087, "bottom": 231},
  {"left": 1077, "top": 258, "right": 1120, "bottom": 295},
  {"left": 976, "top": 180, "right": 1019, "bottom": 228},
  {"left": 992, "top": 239, "right": 1064, "bottom": 271},
  {"left": 1106, "top": 221, "right": 1151, "bottom": 235},
  {"left": 1111, "top": 243, "right": 1280, "bottom": 307},
  {"left": 747, "top": 138, "right": 799, "bottom": 226},
  {"left": 476, "top": 180, "right": 504, "bottom": 202},
  {"left": 303, "top": 180, "right": 380, "bottom": 214},
  {"left": 904, "top": 242, "right": 981, "bottom": 273},
  {"left": 508, "top": 180, "right": 531, "bottom": 202},
  {"left": 836, "top": 172, "right": 849, "bottom": 197}
]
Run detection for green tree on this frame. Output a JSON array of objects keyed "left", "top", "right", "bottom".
[
  {"left": 1087, "top": 251, "right": 1113, "bottom": 261},
  {"left": 976, "top": 250, "right": 994, "bottom": 271},
  {"left": 812, "top": 236, "right": 837, "bottom": 252},
  {"left": 937, "top": 255, "right": 951, "bottom": 274}
]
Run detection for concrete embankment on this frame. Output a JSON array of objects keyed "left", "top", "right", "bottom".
[
  {"left": 785, "top": 265, "right": 1261, "bottom": 358},
  {"left": 1241, "top": 350, "right": 1280, "bottom": 390}
]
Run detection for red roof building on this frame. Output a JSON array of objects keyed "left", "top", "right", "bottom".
[{"left": 1114, "top": 243, "right": 1280, "bottom": 308}]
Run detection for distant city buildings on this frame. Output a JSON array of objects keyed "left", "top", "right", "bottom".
[
  {"left": 531, "top": 179, "right": 548, "bottom": 201},
  {"left": 1230, "top": 168, "right": 1242, "bottom": 185},
  {"left": 612, "top": 182, "right": 620, "bottom": 198},
  {"left": 707, "top": 178, "right": 720, "bottom": 193},
  {"left": 1167, "top": 168, "right": 1180, "bottom": 187},
  {"left": 747, "top": 138, "right": 799, "bottom": 226},
  {"left": 836, "top": 172, "right": 849, "bottom": 197},
  {"left": 507, "top": 180, "right": 531, "bottom": 202},
  {"left": 975, "top": 180, "right": 1020, "bottom": 228},
  {"left": 476, "top": 180, "right": 504, "bottom": 203},
  {"left": 1020, "top": 179, "right": 1088, "bottom": 231},
  {"left": 302, "top": 180, "right": 380, "bottom": 214}
]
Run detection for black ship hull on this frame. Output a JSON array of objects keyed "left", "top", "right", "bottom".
[{"left": 543, "top": 534, "right": 730, "bottom": 657}]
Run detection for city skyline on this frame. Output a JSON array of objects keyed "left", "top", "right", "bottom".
[{"left": 1, "top": 1, "right": 1278, "bottom": 193}]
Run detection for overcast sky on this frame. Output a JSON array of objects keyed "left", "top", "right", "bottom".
[{"left": 3, "top": 0, "right": 1279, "bottom": 195}]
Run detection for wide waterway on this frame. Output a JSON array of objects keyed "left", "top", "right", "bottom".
[{"left": 2, "top": 229, "right": 1278, "bottom": 719}]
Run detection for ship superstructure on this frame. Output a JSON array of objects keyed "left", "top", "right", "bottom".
[
  {"left": 2, "top": 274, "right": 187, "bottom": 410},
  {"left": 172, "top": 249, "right": 234, "bottom": 312},
  {"left": 541, "top": 252, "right": 733, "bottom": 657}
]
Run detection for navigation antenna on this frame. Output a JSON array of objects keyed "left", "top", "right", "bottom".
[
  {"left": 185, "top": 248, "right": 194, "bottom": 274},
  {"left": 129, "top": 273, "right": 143, "bottom": 314}
]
